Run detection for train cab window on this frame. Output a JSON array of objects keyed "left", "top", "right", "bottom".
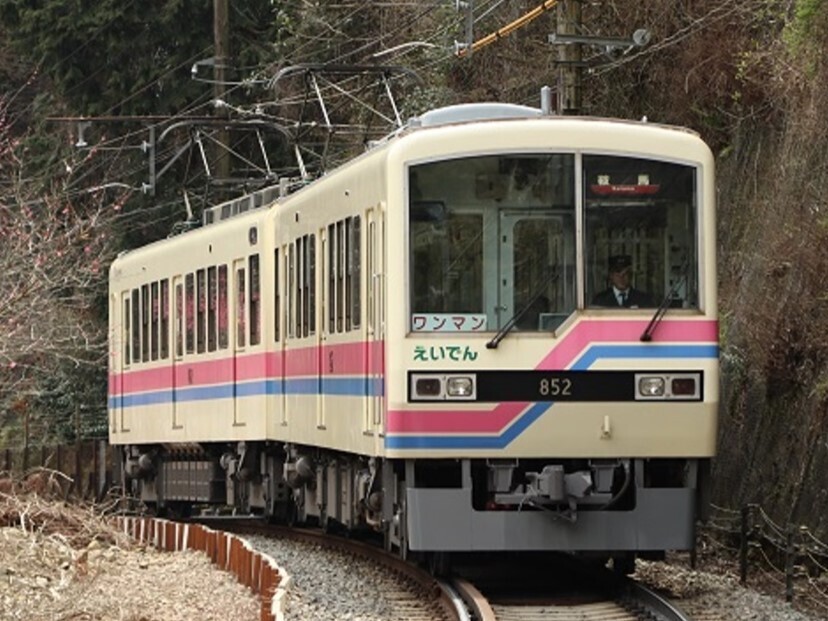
[
  {"left": 196, "top": 269, "right": 206, "bottom": 353},
  {"left": 185, "top": 273, "right": 195, "bottom": 354},
  {"left": 218, "top": 265, "right": 228, "bottom": 349},
  {"left": 160, "top": 279, "right": 169, "bottom": 359},
  {"left": 584, "top": 156, "right": 698, "bottom": 309},
  {"left": 208, "top": 266, "right": 217, "bottom": 352},
  {"left": 408, "top": 154, "right": 576, "bottom": 332},
  {"left": 250, "top": 254, "right": 261, "bottom": 346}
]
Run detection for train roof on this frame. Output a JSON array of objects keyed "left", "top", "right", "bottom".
[{"left": 112, "top": 101, "right": 707, "bottom": 269}]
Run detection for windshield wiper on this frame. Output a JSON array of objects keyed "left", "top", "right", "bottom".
[
  {"left": 640, "top": 266, "right": 688, "bottom": 342},
  {"left": 487, "top": 268, "right": 559, "bottom": 349}
]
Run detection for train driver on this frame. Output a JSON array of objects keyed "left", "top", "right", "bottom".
[{"left": 591, "top": 255, "right": 654, "bottom": 308}]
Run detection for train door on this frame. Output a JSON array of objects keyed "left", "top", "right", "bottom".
[
  {"left": 318, "top": 233, "right": 326, "bottom": 429},
  {"left": 278, "top": 245, "right": 288, "bottom": 426},
  {"left": 232, "top": 258, "right": 247, "bottom": 427},
  {"left": 366, "top": 205, "right": 386, "bottom": 437},
  {"left": 497, "top": 209, "right": 575, "bottom": 330},
  {"left": 115, "top": 292, "right": 130, "bottom": 434}
]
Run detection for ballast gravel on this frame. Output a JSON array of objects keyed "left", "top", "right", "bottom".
[{"left": 1, "top": 489, "right": 826, "bottom": 621}]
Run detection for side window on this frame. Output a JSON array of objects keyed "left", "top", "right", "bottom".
[
  {"left": 185, "top": 273, "right": 195, "bottom": 354},
  {"left": 123, "top": 297, "right": 131, "bottom": 366},
  {"left": 337, "top": 220, "right": 345, "bottom": 332},
  {"left": 196, "top": 268, "right": 206, "bottom": 353},
  {"left": 302, "top": 237, "right": 309, "bottom": 337},
  {"left": 175, "top": 282, "right": 184, "bottom": 357},
  {"left": 308, "top": 234, "right": 316, "bottom": 335},
  {"left": 160, "top": 279, "right": 169, "bottom": 359},
  {"left": 294, "top": 235, "right": 314, "bottom": 338},
  {"left": 249, "top": 254, "right": 261, "bottom": 346},
  {"left": 141, "top": 284, "right": 149, "bottom": 362},
  {"left": 349, "top": 216, "right": 361, "bottom": 330},
  {"left": 218, "top": 265, "right": 228, "bottom": 349},
  {"left": 150, "top": 281, "right": 159, "bottom": 361},
  {"left": 328, "top": 224, "right": 336, "bottom": 334},
  {"left": 236, "top": 266, "right": 246, "bottom": 347},
  {"left": 288, "top": 244, "right": 295, "bottom": 338},
  {"left": 295, "top": 238, "right": 304, "bottom": 337},
  {"left": 274, "top": 250, "right": 280, "bottom": 342},
  {"left": 131, "top": 289, "right": 140, "bottom": 363},
  {"left": 208, "top": 266, "right": 217, "bottom": 352}
]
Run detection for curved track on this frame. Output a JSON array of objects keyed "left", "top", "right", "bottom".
[
  {"left": 454, "top": 576, "right": 696, "bottom": 621},
  {"left": 198, "top": 517, "right": 704, "bottom": 621}
]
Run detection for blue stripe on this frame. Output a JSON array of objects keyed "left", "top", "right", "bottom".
[
  {"left": 385, "top": 402, "right": 550, "bottom": 449},
  {"left": 110, "top": 344, "right": 717, "bottom": 450},
  {"left": 386, "top": 343, "right": 719, "bottom": 450},
  {"left": 570, "top": 344, "right": 719, "bottom": 370},
  {"left": 109, "top": 376, "right": 384, "bottom": 409}
]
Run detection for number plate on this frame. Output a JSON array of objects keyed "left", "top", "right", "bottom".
[{"left": 407, "top": 370, "right": 703, "bottom": 402}]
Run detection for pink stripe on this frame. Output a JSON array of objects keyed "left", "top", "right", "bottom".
[
  {"left": 322, "top": 342, "right": 365, "bottom": 374},
  {"left": 284, "top": 346, "right": 319, "bottom": 376},
  {"left": 537, "top": 319, "right": 718, "bottom": 370},
  {"left": 387, "top": 402, "right": 529, "bottom": 434},
  {"left": 387, "top": 319, "right": 719, "bottom": 434},
  {"left": 109, "top": 340, "right": 385, "bottom": 394}
]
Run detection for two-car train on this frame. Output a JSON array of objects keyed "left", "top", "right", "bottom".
[{"left": 108, "top": 97, "right": 719, "bottom": 572}]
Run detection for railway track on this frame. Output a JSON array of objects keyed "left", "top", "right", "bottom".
[
  {"left": 198, "top": 517, "right": 705, "bottom": 621},
  {"left": 452, "top": 574, "right": 696, "bottom": 621},
  {"left": 197, "top": 517, "right": 457, "bottom": 621}
]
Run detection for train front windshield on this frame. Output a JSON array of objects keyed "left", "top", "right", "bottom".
[{"left": 408, "top": 153, "right": 699, "bottom": 333}]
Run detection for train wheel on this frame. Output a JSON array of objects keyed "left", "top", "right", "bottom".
[
  {"left": 285, "top": 496, "right": 299, "bottom": 527},
  {"left": 398, "top": 484, "right": 410, "bottom": 561},
  {"left": 426, "top": 552, "right": 452, "bottom": 577},
  {"left": 612, "top": 554, "right": 636, "bottom": 576}
]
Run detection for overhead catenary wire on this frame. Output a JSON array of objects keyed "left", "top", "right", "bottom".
[{"left": 456, "top": 0, "right": 559, "bottom": 57}]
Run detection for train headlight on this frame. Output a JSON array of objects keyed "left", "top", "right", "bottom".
[
  {"left": 410, "top": 374, "right": 477, "bottom": 401},
  {"left": 413, "top": 376, "right": 443, "bottom": 399},
  {"left": 446, "top": 375, "right": 475, "bottom": 399},
  {"left": 671, "top": 376, "right": 698, "bottom": 397},
  {"left": 635, "top": 373, "right": 701, "bottom": 400},
  {"left": 638, "top": 376, "right": 665, "bottom": 397}
]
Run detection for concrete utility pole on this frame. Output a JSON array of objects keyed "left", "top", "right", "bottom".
[
  {"left": 556, "top": 0, "right": 582, "bottom": 115},
  {"left": 214, "top": 0, "right": 231, "bottom": 191}
]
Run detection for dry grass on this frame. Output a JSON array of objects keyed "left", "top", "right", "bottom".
[{"left": 0, "top": 476, "right": 260, "bottom": 621}]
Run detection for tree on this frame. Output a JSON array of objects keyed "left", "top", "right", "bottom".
[{"left": 0, "top": 91, "right": 126, "bottom": 446}]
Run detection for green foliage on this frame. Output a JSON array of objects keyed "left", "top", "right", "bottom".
[
  {"left": 784, "top": 0, "right": 828, "bottom": 53},
  {"left": 30, "top": 361, "right": 109, "bottom": 443}
]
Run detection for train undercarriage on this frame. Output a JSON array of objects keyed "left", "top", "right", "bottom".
[{"left": 119, "top": 442, "right": 709, "bottom": 574}]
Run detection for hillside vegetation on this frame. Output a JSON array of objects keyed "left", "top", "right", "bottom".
[{"left": 1, "top": 0, "right": 827, "bottom": 535}]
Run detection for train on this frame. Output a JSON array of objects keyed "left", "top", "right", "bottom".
[{"left": 108, "top": 93, "right": 719, "bottom": 573}]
